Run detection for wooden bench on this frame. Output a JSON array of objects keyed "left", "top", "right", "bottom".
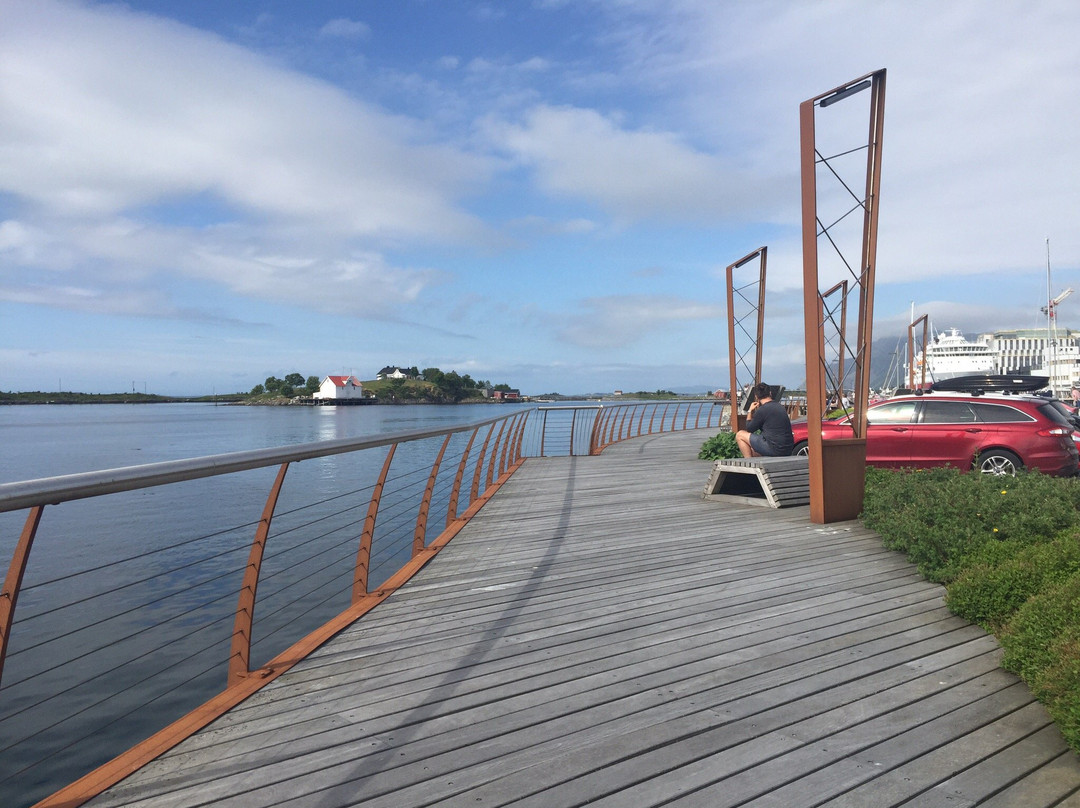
[{"left": 703, "top": 455, "right": 810, "bottom": 508}]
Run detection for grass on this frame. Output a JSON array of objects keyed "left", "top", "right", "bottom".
[{"left": 861, "top": 465, "right": 1080, "bottom": 753}]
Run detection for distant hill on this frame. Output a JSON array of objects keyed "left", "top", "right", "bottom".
[{"left": 0, "top": 391, "right": 246, "bottom": 404}]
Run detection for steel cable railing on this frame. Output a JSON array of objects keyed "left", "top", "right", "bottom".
[{"left": 0, "top": 400, "right": 722, "bottom": 808}]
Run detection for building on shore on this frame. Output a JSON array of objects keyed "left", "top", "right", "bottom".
[
  {"left": 980, "top": 328, "right": 1080, "bottom": 395},
  {"left": 313, "top": 375, "right": 365, "bottom": 400}
]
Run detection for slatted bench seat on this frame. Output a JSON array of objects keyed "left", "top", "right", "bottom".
[{"left": 703, "top": 455, "right": 810, "bottom": 508}]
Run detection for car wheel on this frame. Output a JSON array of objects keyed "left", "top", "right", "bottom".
[
  {"left": 976, "top": 449, "right": 1021, "bottom": 476},
  {"left": 792, "top": 441, "right": 809, "bottom": 457}
]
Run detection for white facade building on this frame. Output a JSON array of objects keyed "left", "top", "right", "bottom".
[
  {"left": 981, "top": 328, "right": 1080, "bottom": 396},
  {"left": 314, "top": 375, "right": 364, "bottom": 400}
]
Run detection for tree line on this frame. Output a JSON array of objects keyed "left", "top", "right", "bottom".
[
  {"left": 248, "top": 369, "right": 517, "bottom": 403},
  {"left": 249, "top": 373, "right": 319, "bottom": 398}
]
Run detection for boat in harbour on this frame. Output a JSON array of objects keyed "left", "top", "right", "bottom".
[{"left": 913, "top": 327, "right": 995, "bottom": 381}]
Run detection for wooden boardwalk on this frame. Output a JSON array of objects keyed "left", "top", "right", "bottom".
[{"left": 89, "top": 430, "right": 1080, "bottom": 807}]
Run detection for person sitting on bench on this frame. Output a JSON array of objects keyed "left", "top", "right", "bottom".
[{"left": 736, "top": 382, "right": 794, "bottom": 458}]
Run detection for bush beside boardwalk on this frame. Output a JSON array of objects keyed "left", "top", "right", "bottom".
[{"left": 861, "top": 467, "right": 1080, "bottom": 754}]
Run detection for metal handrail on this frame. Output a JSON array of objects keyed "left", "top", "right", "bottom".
[
  {"left": 1, "top": 399, "right": 724, "bottom": 808},
  {"left": 0, "top": 414, "right": 515, "bottom": 515}
]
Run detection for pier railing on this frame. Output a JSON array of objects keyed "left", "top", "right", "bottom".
[{"left": 0, "top": 399, "right": 724, "bottom": 807}]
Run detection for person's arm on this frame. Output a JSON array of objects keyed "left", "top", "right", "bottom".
[{"left": 744, "top": 402, "right": 764, "bottom": 432}]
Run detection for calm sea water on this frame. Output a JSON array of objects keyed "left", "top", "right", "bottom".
[
  {"left": 0, "top": 401, "right": 533, "bottom": 484},
  {"left": 0, "top": 402, "right": 538, "bottom": 807}
]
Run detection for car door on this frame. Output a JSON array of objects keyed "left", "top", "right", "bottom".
[
  {"left": 907, "top": 399, "right": 980, "bottom": 469},
  {"left": 865, "top": 400, "right": 918, "bottom": 467}
]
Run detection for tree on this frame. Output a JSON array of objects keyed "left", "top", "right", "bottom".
[
  {"left": 436, "top": 371, "right": 467, "bottom": 402},
  {"left": 264, "top": 376, "right": 283, "bottom": 393},
  {"left": 250, "top": 384, "right": 265, "bottom": 395},
  {"left": 422, "top": 367, "right": 444, "bottom": 384},
  {"left": 408, "top": 366, "right": 420, "bottom": 379},
  {"left": 284, "top": 372, "right": 305, "bottom": 387},
  {"left": 305, "top": 376, "right": 320, "bottom": 394}
]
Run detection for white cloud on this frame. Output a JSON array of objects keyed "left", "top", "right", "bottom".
[
  {"left": 187, "top": 247, "right": 443, "bottom": 317},
  {"left": 319, "top": 18, "right": 371, "bottom": 39},
  {"left": 591, "top": 0, "right": 1080, "bottom": 281},
  {"left": 0, "top": 0, "right": 499, "bottom": 318},
  {"left": 0, "top": 2, "right": 489, "bottom": 239},
  {"left": 555, "top": 295, "right": 724, "bottom": 348},
  {"left": 486, "top": 104, "right": 765, "bottom": 224}
]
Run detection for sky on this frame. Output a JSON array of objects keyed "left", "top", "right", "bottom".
[{"left": 1, "top": 0, "right": 1078, "bottom": 397}]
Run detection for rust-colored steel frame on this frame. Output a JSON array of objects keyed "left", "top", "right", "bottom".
[
  {"left": 908, "top": 313, "right": 929, "bottom": 390},
  {"left": 353, "top": 445, "right": 397, "bottom": 602},
  {"left": 726, "top": 247, "right": 767, "bottom": 429},
  {"left": 800, "top": 68, "right": 886, "bottom": 524},
  {"left": 228, "top": 462, "right": 290, "bottom": 687},
  {"left": 0, "top": 505, "right": 43, "bottom": 688},
  {"left": 821, "top": 279, "right": 850, "bottom": 408}
]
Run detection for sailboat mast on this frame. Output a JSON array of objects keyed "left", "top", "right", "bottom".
[{"left": 1046, "top": 238, "right": 1056, "bottom": 395}]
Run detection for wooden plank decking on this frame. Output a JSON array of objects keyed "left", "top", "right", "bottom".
[{"left": 89, "top": 430, "right": 1080, "bottom": 807}]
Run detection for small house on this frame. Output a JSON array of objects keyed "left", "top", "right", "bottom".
[
  {"left": 376, "top": 366, "right": 408, "bottom": 380},
  {"left": 314, "top": 375, "right": 364, "bottom": 400}
]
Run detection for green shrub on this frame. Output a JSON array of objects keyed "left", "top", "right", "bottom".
[
  {"left": 861, "top": 467, "right": 1080, "bottom": 583},
  {"left": 1000, "top": 574, "right": 1080, "bottom": 750},
  {"left": 946, "top": 538, "right": 1080, "bottom": 631},
  {"left": 861, "top": 467, "right": 1080, "bottom": 754},
  {"left": 698, "top": 431, "right": 740, "bottom": 460}
]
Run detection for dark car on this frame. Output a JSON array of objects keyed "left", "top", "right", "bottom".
[{"left": 790, "top": 391, "right": 1079, "bottom": 476}]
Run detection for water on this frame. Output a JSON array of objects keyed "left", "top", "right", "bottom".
[
  {"left": 0, "top": 402, "right": 534, "bottom": 807},
  {"left": 0, "top": 402, "right": 530, "bottom": 483}
]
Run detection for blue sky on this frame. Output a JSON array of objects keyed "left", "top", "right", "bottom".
[{"left": 1, "top": 0, "right": 1078, "bottom": 396}]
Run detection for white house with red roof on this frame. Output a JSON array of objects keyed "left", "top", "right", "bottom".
[{"left": 313, "top": 375, "right": 364, "bottom": 400}]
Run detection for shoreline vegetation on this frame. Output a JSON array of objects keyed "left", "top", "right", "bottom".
[{"left": 0, "top": 386, "right": 700, "bottom": 406}]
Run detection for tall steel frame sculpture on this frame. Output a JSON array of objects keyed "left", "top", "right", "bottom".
[
  {"left": 908, "top": 314, "right": 929, "bottom": 390},
  {"left": 800, "top": 69, "right": 887, "bottom": 523},
  {"left": 726, "top": 247, "right": 767, "bottom": 430}
]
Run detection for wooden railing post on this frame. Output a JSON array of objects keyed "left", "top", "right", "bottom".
[
  {"left": 606, "top": 406, "right": 621, "bottom": 446},
  {"left": 513, "top": 410, "right": 529, "bottom": 463},
  {"left": 446, "top": 428, "right": 479, "bottom": 528},
  {"left": 413, "top": 435, "right": 452, "bottom": 557},
  {"left": 470, "top": 425, "right": 496, "bottom": 503},
  {"left": 616, "top": 407, "right": 630, "bottom": 444},
  {"left": 540, "top": 410, "right": 549, "bottom": 457},
  {"left": 485, "top": 420, "right": 508, "bottom": 492},
  {"left": 588, "top": 407, "right": 602, "bottom": 455},
  {"left": 228, "top": 462, "right": 289, "bottom": 688},
  {"left": 0, "top": 505, "right": 45, "bottom": 689},
  {"left": 353, "top": 444, "right": 397, "bottom": 602}
]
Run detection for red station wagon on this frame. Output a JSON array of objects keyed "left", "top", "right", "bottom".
[{"left": 791, "top": 391, "right": 1079, "bottom": 476}]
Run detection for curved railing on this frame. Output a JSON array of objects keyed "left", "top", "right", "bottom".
[
  {"left": 588, "top": 399, "right": 729, "bottom": 453},
  {"left": 0, "top": 400, "right": 724, "bottom": 807}
]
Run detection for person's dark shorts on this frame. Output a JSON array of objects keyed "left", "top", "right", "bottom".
[{"left": 750, "top": 433, "right": 786, "bottom": 457}]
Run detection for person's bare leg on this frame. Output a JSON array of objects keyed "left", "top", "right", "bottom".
[{"left": 736, "top": 430, "right": 756, "bottom": 458}]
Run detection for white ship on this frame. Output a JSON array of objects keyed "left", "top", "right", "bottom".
[{"left": 913, "top": 328, "right": 995, "bottom": 381}]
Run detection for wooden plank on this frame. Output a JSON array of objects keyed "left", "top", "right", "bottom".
[{"left": 89, "top": 429, "right": 1080, "bottom": 808}]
